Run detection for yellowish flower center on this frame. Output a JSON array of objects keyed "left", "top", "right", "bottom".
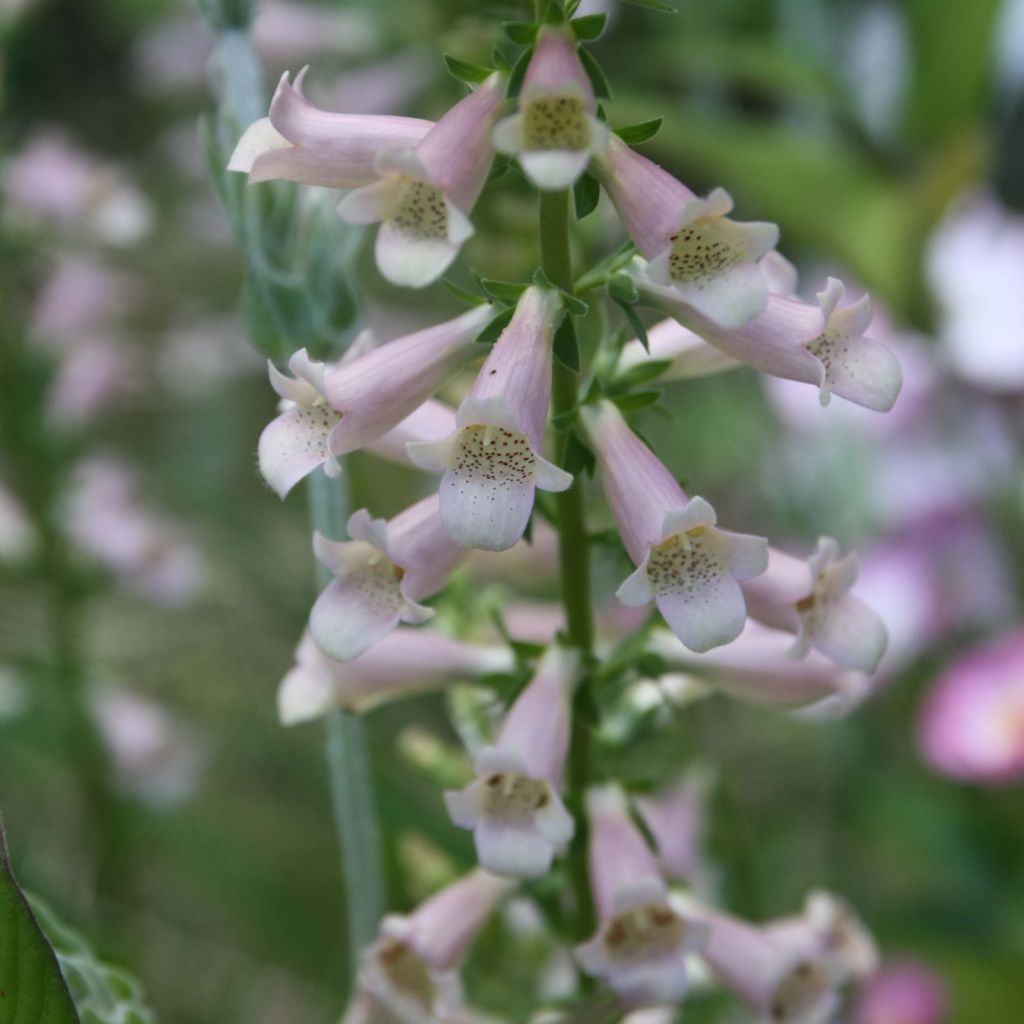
[{"left": 522, "top": 95, "right": 590, "bottom": 151}]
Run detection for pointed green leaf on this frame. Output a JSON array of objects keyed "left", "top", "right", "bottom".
[
  {"left": 621, "top": 0, "right": 677, "bottom": 12},
  {"left": 610, "top": 389, "right": 663, "bottom": 413},
  {"left": 474, "top": 306, "right": 515, "bottom": 344},
  {"left": 477, "top": 277, "right": 529, "bottom": 303},
  {"left": 573, "top": 172, "right": 601, "bottom": 219},
  {"left": 507, "top": 46, "right": 534, "bottom": 98},
  {"left": 502, "top": 21, "right": 537, "bottom": 45},
  {"left": 614, "top": 118, "right": 663, "bottom": 146},
  {"left": 578, "top": 47, "right": 611, "bottom": 99},
  {"left": 443, "top": 55, "right": 493, "bottom": 84},
  {"left": 571, "top": 13, "right": 607, "bottom": 40},
  {"left": 553, "top": 318, "right": 580, "bottom": 372}
]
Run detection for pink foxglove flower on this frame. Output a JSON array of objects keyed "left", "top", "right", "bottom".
[
  {"left": 321, "top": 305, "right": 493, "bottom": 456},
  {"left": 580, "top": 400, "right": 768, "bottom": 652},
  {"left": 445, "top": 645, "right": 578, "bottom": 878},
  {"left": 576, "top": 785, "right": 708, "bottom": 1006},
  {"left": 229, "top": 69, "right": 433, "bottom": 188},
  {"left": 854, "top": 961, "right": 949, "bottom": 1024},
  {"left": 742, "top": 537, "right": 888, "bottom": 674},
  {"left": 648, "top": 622, "right": 874, "bottom": 719},
  {"left": 634, "top": 769, "right": 711, "bottom": 887},
  {"left": 596, "top": 137, "right": 779, "bottom": 327},
  {"left": 258, "top": 345, "right": 458, "bottom": 498},
  {"left": 916, "top": 631, "right": 1024, "bottom": 785},
  {"left": 492, "top": 28, "right": 609, "bottom": 190},
  {"left": 684, "top": 900, "right": 841, "bottom": 1024},
  {"left": 360, "top": 869, "right": 515, "bottom": 1024},
  {"left": 407, "top": 287, "right": 573, "bottom": 551},
  {"left": 309, "top": 499, "right": 465, "bottom": 661},
  {"left": 634, "top": 269, "right": 902, "bottom": 412},
  {"left": 278, "top": 629, "right": 515, "bottom": 724},
  {"left": 337, "top": 74, "right": 505, "bottom": 287}
]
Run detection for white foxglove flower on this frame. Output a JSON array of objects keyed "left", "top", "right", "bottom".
[
  {"left": 596, "top": 137, "right": 778, "bottom": 327},
  {"left": 742, "top": 538, "right": 888, "bottom": 673},
  {"left": 492, "top": 28, "right": 609, "bottom": 190},
  {"left": 576, "top": 785, "right": 708, "bottom": 1006},
  {"left": 445, "top": 646, "right": 578, "bottom": 878},
  {"left": 407, "top": 287, "right": 573, "bottom": 551},
  {"left": 580, "top": 400, "right": 767, "bottom": 652},
  {"left": 309, "top": 499, "right": 464, "bottom": 661}
]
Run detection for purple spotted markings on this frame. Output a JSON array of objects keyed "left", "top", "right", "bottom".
[
  {"left": 668, "top": 222, "right": 740, "bottom": 289},
  {"left": 522, "top": 95, "right": 590, "bottom": 151},
  {"left": 390, "top": 178, "right": 449, "bottom": 241},
  {"left": 450, "top": 425, "right": 535, "bottom": 493},
  {"left": 599, "top": 902, "right": 689, "bottom": 965},
  {"left": 647, "top": 527, "right": 722, "bottom": 598},
  {"left": 375, "top": 938, "right": 436, "bottom": 1011},
  {"left": 770, "top": 960, "right": 833, "bottom": 1023}
]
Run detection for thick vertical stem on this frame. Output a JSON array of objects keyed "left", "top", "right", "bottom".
[
  {"left": 309, "top": 471, "right": 386, "bottom": 976},
  {"left": 539, "top": 189, "right": 596, "bottom": 939}
]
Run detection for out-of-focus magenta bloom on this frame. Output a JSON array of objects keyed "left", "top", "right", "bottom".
[
  {"left": 277, "top": 629, "right": 515, "bottom": 724},
  {"left": 320, "top": 305, "right": 493, "bottom": 457},
  {"left": 229, "top": 69, "right": 432, "bottom": 188},
  {"left": 596, "top": 138, "right": 779, "bottom": 327},
  {"left": 360, "top": 869, "right": 515, "bottom": 1023},
  {"left": 407, "top": 288, "right": 572, "bottom": 551},
  {"left": 742, "top": 537, "right": 888, "bottom": 674},
  {"left": 445, "top": 646, "right": 577, "bottom": 879},
  {"left": 492, "top": 28, "right": 608, "bottom": 190},
  {"left": 634, "top": 268, "right": 902, "bottom": 411},
  {"left": 338, "top": 74, "right": 505, "bottom": 287},
  {"left": 927, "top": 191, "right": 1024, "bottom": 392},
  {"left": 308, "top": 499, "right": 465, "bottom": 662},
  {"left": 854, "top": 961, "right": 949, "bottom": 1024},
  {"left": 4, "top": 130, "right": 153, "bottom": 245},
  {"left": 580, "top": 400, "right": 767, "bottom": 653},
  {"left": 917, "top": 631, "right": 1024, "bottom": 785}
]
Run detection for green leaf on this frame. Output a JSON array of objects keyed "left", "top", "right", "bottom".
[
  {"left": 441, "top": 278, "right": 487, "bottom": 306},
  {"left": 477, "top": 277, "right": 529, "bottom": 304},
  {"left": 613, "top": 117, "right": 663, "bottom": 146},
  {"left": 0, "top": 820, "right": 80, "bottom": 1023},
  {"left": 611, "top": 358, "right": 672, "bottom": 390},
  {"left": 507, "top": 46, "right": 534, "bottom": 98},
  {"left": 474, "top": 306, "right": 515, "bottom": 344},
  {"left": 491, "top": 46, "right": 514, "bottom": 73},
  {"left": 610, "top": 389, "right": 663, "bottom": 413},
  {"left": 571, "top": 13, "right": 607, "bottom": 40},
  {"left": 578, "top": 47, "right": 611, "bottom": 99},
  {"left": 616, "top": 300, "right": 649, "bottom": 352},
  {"left": 502, "top": 21, "right": 537, "bottom": 45},
  {"left": 486, "top": 152, "right": 513, "bottom": 183},
  {"left": 552, "top": 318, "right": 580, "bottom": 372},
  {"left": 573, "top": 172, "right": 601, "bottom": 219},
  {"left": 621, "top": 0, "right": 677, "bottom": 12},
  {"left": 443, "top": 54, "right": 493, "bottom": 84}
]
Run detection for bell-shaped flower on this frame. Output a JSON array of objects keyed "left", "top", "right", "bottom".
[
  {"left": 258, "top": 342, "right": 458, "bottom": 498},
  {"left": 580, "top": 400, "right": 767, "bottom": 652},
  {"left": 322, "top": 304, "right": 493, "bottom": 456},
  {"left": 407, "top": 287, "right": 573, "bottom": 551},
  {"left": 337, "top": 74, "right": 505, "bottom": 287},
  {"left": 576, "top": 785, "right": 708, "bottom": 1006},
  {"left": 634, "top": 268, "right": 903, "bottom": 412},
  {"left": 228, "top": 68, "right": 433, "bottom": 188},
  {"left": 595, "top": 137, "right": 778, "bottom": 327},
  {"left": 492, "top": 28, "right": 609, "bottom": 190},
  {"left": 277, "top": 628, "right": 515, "bottom": 725},
  {"left": 309, "top": 498, "right": 465, "bottom": 662},
  {"left": 763, "top": 891, "right": 878, "bottom": 987},
  {"left": 445, "top": 645, "right": 578, "bottom": 879},
  {"left": 360, "top": 869, "right": 515, "bottom": 1024},
  {"left": 633, "top": 770, "right": 712, "bottom": 888},
  {"left": 647, "top": 622, "right": 875, "bottom": 719},
  {"left": 680, "top": 899, "right": 842, "bottom": 1024},
  {"left": 742, "top": 538, "right": 888, "bottom": 674}
]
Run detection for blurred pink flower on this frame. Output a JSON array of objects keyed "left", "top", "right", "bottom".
[
  {"left": 854, "top": 961, "right": 949, "bottom": 1024},
  {"left": 31, "top": 256, "right": 133, "bottom": 349},
  {"left": 46, "top": 338, "right": 138, "bottom": 429},
  {"left": 917, "top": 630, "right": 1024, "bottom": 785},
  {"left": 0, "top": 481, "right": 36, "bottom": 564}
]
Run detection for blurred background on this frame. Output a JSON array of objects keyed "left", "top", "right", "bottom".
[{"left": 1, "top": 0, "right": 1023, "bottom": 1021}]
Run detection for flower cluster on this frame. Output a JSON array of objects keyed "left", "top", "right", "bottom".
[{"left": 233, "top": 10, "right": 900, "bottom": 1021}]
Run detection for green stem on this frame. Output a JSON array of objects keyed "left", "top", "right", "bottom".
[
  {"left": 539, "top": 189, "right": 596, "bottom": 940},
  {"left": 309, "top": 471, "right": 386, "bottom": 979}
]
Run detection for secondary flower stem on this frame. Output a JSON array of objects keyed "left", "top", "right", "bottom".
[
  {"left": 309, "top": 470, "right": 386, "bottom": 976},
  {"left": 539, "top": 188, "right": 596, "bottom": 939}
]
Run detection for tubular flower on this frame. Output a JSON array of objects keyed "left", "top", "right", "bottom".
[
  {"left": 681, "top": 900, "right": 842, "bottom": 1024},
  {"left": 322, "top": 305, "right": 493, "bottom": 456},
  {"left": 595, "top": 137, "right": 779, "bottom": 327},
  {"left": 360, "top": 869, "right": 515, "bottom": 1024},
  {"left": 492, "top": 28, "right": 609, "bottom": 190},
  {"left": 308, "top": 499, "right": 465, "bottom": 661},
  {"left": 258, "top": 343, "right": 458, "bottom": 498},
  {"left": 742, "top": 538, "right": 889, "bottom": 674},
  {"left": 634, "top": 268, "right": 903, "bottom": 412},
  {"left": 277, "top": 629, "right": 515, "bottom": 725},
  {"left": 407, "top": 287, "right": 573, "bottom": 551},
  {"left": 580, "top": 400, "right": 768, "bottom": 653},
  {"left": 633, "top": 770, "right": 711, "bottom": 887},
  {"left": 576, "top": 785, "right": 708, "bottom": 1006},
  {"left": 337, "top": 73, "right": 505, "bottom": 287},
  {"left": 648, "top": 622, "right": 874, "bottom": 719},
  {"left": 445, "top": 646, "right": 578, "bottom": 879},
  {"left": 228, "top": 68, "right": 433, "bottom": 188}
]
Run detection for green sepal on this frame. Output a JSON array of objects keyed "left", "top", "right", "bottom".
[
  {"left": 553, "top": 317, "right": 580, "bottom": 372},
  {"left": 502, "top": 21, "right": 538, "bottom": 45},
  {"left": 578, "top": 47, "right": 611, "bottom": 98},
  {"left": 614, "top": 117, "right": 664, "bottom": 146},
  {"left": 474, "top": 306, "right": 515, "bottom": 344},
  {"left": 443, "top": 54, "right": 493, "bottom": 84},
  {"left": 571, "top": 13, "right": 607, "bottom": 40},
  {"left": 573, "top": 172, "right": 601, "bottom": 219}
]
